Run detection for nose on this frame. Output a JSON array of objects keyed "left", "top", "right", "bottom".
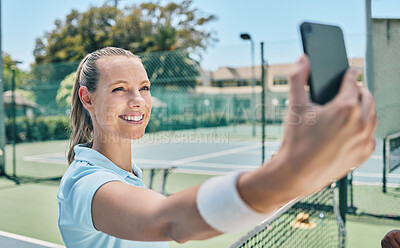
[{"left": 128, "top": 90, "right": 145, "bottom": 108}]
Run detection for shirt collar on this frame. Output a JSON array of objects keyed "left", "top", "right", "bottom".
[{"left": 74, "top": 143, "right": 142, "bottom": 179}]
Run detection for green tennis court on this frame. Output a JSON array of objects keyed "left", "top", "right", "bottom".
[
  {"left": 0, "top": 128, "right": 399, "bottom": 248},
  {"left": 17, "top": 133, "right": 400, "bottom": 187},
  {"left": 0, "top": 230, "right": 63, "bottom": 248}
]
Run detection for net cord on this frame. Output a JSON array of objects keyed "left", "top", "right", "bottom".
[
  {"left": 228, "top": 197, "right": 301, "bottom": 248},
  {"left": 331, "top": 184, "right": 346, "bottom": 248}
]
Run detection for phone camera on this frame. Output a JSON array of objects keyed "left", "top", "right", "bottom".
[{"left": 304, "top": 23, "right": 313, "bottom": 37}]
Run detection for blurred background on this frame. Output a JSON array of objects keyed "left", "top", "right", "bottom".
[{"left": 0, "top": 0, "right": 399, "bottom": 247}]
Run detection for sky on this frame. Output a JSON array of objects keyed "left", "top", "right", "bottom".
[{"left": 2, "top": 0, "right": 400, "bottom": 70}]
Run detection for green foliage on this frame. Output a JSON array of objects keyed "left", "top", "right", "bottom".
[
  {"left": 28, "top": 61, "right": 80, "bottom": 116},
  {"left": 15, "top": 89, "right": 36, "bottom": 103},
  {"left": 2, "top": 53, "right": 33, "bottom": 91},
  {"left": 5, "top": 116, "right": 71, "bottom": 143},
  {"left": 34, "top": 0, "right": 217, "bottom": 64},
  {"left": 141, "top": 49, "right": 199, "bottom": 88},
  {"left": 145, "top": 113, "right": 228, "bottom": 133},
  {"left": 30, "top": 1, "right": 216, "bottom": 115},
  {"left": 56, "top": 72, "right": 75, "bottom": 108},
  {"left": 5, "top": 113, "right": 227, "bottom": 143}
]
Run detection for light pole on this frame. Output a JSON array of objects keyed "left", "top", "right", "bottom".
[
  {"left": 240, "top": 33, "right": 256, "bottom": 137},
  {"left": 0, "top": 0, "right": 5, "bottom": 177},
  {"left": 10, "top": 61, "right": 22, "bottom": 179}
]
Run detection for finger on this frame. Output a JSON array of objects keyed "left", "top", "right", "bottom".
[
  {"left": 381, "top": 231, "right": 400, "bottom": 248},
  {"left": 368, "top": 116, "right": 378, "bottom": 150},
  {"left": 334, "top": 68, "right": 360, "bottom": 105},
  {"left": 288, "top": 55, "right": 309, "bottom": 107},
  {"left": 390, "top": 238, "right": 400, "bottom": 248},
  {"left": 359, "top": 87, "right": 375, "bottom": 122},
  {"left": 360, "top": 88, "right": 377, "bottom": 145},
  {"left": 382, "top": 238, "right": 397, "bottom": 248},
  {"left": 394, "top": 233, "right": 400, "bottom": 245}
]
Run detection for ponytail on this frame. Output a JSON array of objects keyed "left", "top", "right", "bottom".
[
  {"left": 67, "top": 55, "right": 93, "bottom": 165},
  {"left": 67, "top": 47, "right": 140, "bottom": 165}
]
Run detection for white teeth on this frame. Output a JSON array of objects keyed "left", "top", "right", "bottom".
[
  {"left": 122, "top": 115, "right": 143, "bottom": 121},
  {"left": 133, "top": 116, "right": 143, "bottom": 121}
]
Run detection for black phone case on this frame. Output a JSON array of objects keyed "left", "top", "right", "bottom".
[{"left": 300, "top": 22, "right": 349, "bottom": 105}]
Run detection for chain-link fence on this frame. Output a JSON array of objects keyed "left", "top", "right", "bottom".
[
  {"left": 4, "top": 48, "right": 275, "bottom": 183},
  {"left": 345, "top": 20, "right": 400, "bottom": 224},
  {"left": 3, "top": 28, "right": 400, "bottom": 246},
  {"left": 4, "top": 49, "right": 272, "bottom": 145}
]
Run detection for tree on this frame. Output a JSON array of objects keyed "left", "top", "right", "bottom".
[
  {"left": 136, "top": 1, "right": 217, "bottom": 52},
  {"left": 28, "top": 61, "right": 80, "bottom": 116},
  {"left": 34, "top": 7, "right": 122, "bottom": 64},
  {"left": 2, "top": 53, "right": 33, "bottom": 91},
  {"left": 33, "top": 1, "right": 217, "bottom": 64},
  {"left": 56, "top": 72, "right": 75, "bottom": 108},
  {"left": 33, "top": 1, "right": 216, "bottom": 114},
  {"left": 142, "top": 49, "right": 199, "bottom": 88}
]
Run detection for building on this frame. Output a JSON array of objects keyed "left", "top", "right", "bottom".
[
  {"left": 3, "top": 91, "right": 37, "bottom": 119},
  {"left": 200, "top": 58, "right": 364, "bottom": 123},
  {"left": 371, "top": 18, "right": 400, "bottom": 138}
]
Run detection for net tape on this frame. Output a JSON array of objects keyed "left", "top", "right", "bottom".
[{"left": 229, "top": 185, "right": 345, "bottom": 248}]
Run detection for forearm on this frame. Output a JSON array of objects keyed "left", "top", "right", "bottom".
[
  {"left": 93, "top": 155, "right": 298, "bottom": 243},
  {"left": 237, "top": 155, "right": 299, "bottom": 214},
  {"left": 155, "top": 186, "right": 221, "bottom": 243},
  {"left": 157, "top": 155, "right": 297, "bottom": 242}
]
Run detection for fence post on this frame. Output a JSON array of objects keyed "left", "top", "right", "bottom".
[
  {"left": 11, "top": 67, "right": 16, "bottom": 177},
  {"left": 0, "top": 0, "right": 5, "bottom": 177},
  {"left": 339, "top": 176, "right": 348, "bottom": 224},
  {"left": 261, "top": 42, "right": 266, "bottom": 164},
  {"left": 348, "top": 172, "right": 357, "bottom": 214},
  {"left": 382, "top": 138, "right": 387, "bottom": 193}
]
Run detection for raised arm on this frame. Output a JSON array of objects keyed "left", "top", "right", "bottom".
[{"left": 92, "top": 55, "right": 377, "bottom": 243}]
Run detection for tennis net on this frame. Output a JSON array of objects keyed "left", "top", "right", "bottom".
[{"left": 229, "top": 185, "right": 345, "bottom": 248}]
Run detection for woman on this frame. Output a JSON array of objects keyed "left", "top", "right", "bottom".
[{"left": 57, "top": 47, "right": 377, "bottom": 247}]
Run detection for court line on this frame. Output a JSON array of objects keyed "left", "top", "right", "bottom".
[
  {"left": 370, "top": 154, "right": 382, "bottom": 159},
  {"left": 246, "top": 150, "right": 276, "bottom": 155},
  {"left": 173, "top": 168, "right": 227, "bottom": 175},
  {"left": 171, "top": 143, "right": 261, "bottom": 165},
  {"left": 354, "top": 172, "right": 400, "bottom": 179},
  {"left": 24, "top": 144, "right": 265, "bottom": 167},
  {"left": 0, "top": 230, "right": 64, "bottom": 248},
  {"left": 24, "top": 157, "right": 66, "bottom": 165},
  {"left": 23, "top": 148, "right": 263, "bottom": 173},
  {"left": 134, "top": 158, "right": 173, "bottom": 165},
  {"left": 24, "top": 153, "right": 66, "bottom": 165},
  {"left": 137, "top": 159, "right": 258, "bottom": 170},
  {"left": 352, "top": 181, "right": 400, "bottom": 187},
  {"left": 174, "top": 161, "right": 258, "bottom": 169},
  {"left": 24, "top": 147, "right": 399, "bottom": 180}
]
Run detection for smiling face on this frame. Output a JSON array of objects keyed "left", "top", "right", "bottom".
[{"left": 87, "top": 56, "right": 152, "bottom": 141}]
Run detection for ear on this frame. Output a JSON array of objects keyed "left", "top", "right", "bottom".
[{"left": 78, "top": 86, "right": 94, "bottom": 112}]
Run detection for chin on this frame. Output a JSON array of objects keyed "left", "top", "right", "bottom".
[
  {"left": 127, "top": 131, "right": 145, "bottom": 140},
  {"left": 132, "top": 134, "right": 144, "bottom": 140}
]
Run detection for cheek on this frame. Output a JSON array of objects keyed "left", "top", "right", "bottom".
[
  {"left": 144, "top": 95, "right": 152, "bottom": 111},
  {"left": 96, "top": 99, "right": 119, "bottom": 124}
]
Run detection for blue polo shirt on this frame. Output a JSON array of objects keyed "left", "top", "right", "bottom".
[{"left": 57, "top": 143, "right": 169, "bottom": 248}]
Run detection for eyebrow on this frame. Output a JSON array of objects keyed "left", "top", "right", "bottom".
[{"left": 109, "top": 80, "right": 151, "bottom": 88}]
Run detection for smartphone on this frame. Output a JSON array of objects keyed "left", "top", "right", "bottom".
[{"left": 300, "top": 22, "right": 349, "bottom": 105}]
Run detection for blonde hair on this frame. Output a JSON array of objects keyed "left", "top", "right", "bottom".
[{"left": 67, "top": 47, "right": 140, "bottom": 165}]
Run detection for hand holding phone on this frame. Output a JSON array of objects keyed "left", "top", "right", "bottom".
[{"left": 300, "top": 22, "right": 349, "bottom": 105}]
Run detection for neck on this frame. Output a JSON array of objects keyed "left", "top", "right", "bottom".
[{"left": 91, "top": 132, "right": 133, "bottom": 173}]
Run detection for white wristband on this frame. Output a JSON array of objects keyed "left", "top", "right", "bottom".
[{"left": 196, "top": 171, "right": 270, "bottom": 233}]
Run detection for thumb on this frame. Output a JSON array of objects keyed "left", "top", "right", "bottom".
[
  {"left": 334, "top": 68, "right": 359, "bottom": 104},
  {"left": 288, "top": 55, "right": 309, "bottom": 107}
]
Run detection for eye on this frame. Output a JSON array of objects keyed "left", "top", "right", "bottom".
[
  {"left": 140, "top": 86, "right": 150, "bottom": 91},
  {"left": 112, "top": 87, "right": 126, "bottom": 92}
]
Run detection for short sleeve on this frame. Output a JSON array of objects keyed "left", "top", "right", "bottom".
[{"left": 60, "top": 167, "right": 123, "bottom": 231}]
